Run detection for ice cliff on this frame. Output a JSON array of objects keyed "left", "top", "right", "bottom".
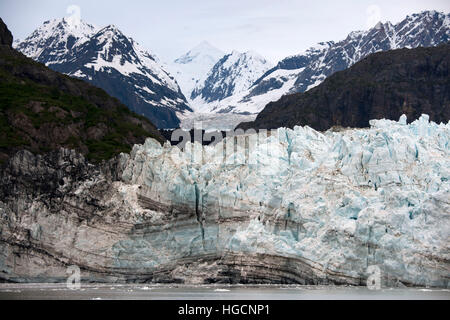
[{"left": 0, "top": 115, "right": 449, "bottom": 287}]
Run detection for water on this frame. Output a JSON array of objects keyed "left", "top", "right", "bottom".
[{"left": 0, "top": 284, "right": 449, "bottom": 300}]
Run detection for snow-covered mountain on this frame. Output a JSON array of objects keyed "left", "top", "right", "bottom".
[
  {"left": 168, "top": 41, "right": 224, "bottom": 101},
  {"left": 207, "top": 10, "right": 450, "bottom": 115},
  {"left": 15, "top": 18, "right": 191, "bottom": 128},
  {"left": 15, "top": 18, "right": 97, "bottom": 64},
  {"left": 190, "top": 50, "right": 273, "bottom": 113},
  {"left": 14, "top": 11, "right": 449, "bottom": 122}
]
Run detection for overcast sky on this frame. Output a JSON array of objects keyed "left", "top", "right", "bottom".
[{"left": 1, "top": 0, "right": 449, "bottom": 63}]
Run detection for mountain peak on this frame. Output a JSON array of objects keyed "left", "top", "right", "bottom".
[
  {"left": 224, "top": 50, "right": 269, "bottom": 65},
  {"left": 14, "top": 17, "right": 98, "bottom": 60},
  {"left": 192, "top": 40, "right": 217, "bottom": 51},
  {"left": 175, "top": 41, "right": 224, "bottom": 64},
  {"left": 374, "top": 21, "right": 383, "bottom": 30},
  {"left": 100, "top": 24, "right": 121, "bottom": 33},
  {"left": 408, "top": 10, "right": 446, "bottom": 21},
  {"left": 52, "top": 17, "right": 97, "bottom": 35},
  {"left": 417, "top": 10, "right": 439, "bottom": 17},
  {"left": 170, "top": 42, "right": 225, "bottom": 98},
  {"left": 425, "top": 10, "right": 438, "bottom": 16},
  {"left": 190, "top": 48, "right": 273, "bottom": 105},
  {"left": 230, "top": 49, "right": 241, "bottom": 56},
  {"left": 243, "top": 50, "right": 268, "bottom": 62},
  {"left": 15, "top": 17, "right": 191, "bottom": 128},
  {"left": 61, "top": 16, "right": 83, "bottom": 29},
  {"left": 93, "top": 24, "right": 126, "bottom": 43}
]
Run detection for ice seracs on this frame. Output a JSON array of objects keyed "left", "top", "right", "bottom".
[
  {"left": 0, "top": 115, "right": 448, "bottom": 285},
  {"left": 119, "top": 114, "right": 449, "bottom": 287}
]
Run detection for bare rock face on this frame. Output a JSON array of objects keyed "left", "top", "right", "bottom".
[
  {"left": 0, "top": 18, "right": 13, "bottom": 47},
  {"left": 0, "top": 148, "right": 130, "bottom": 282}
]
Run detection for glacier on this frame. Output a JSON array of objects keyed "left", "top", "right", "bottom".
[
  {"left": 119, "top": 114, "right": 450, "bottom": 286},
  {"left": 0, "top": 115, "right": 448, "bottom": 287}
]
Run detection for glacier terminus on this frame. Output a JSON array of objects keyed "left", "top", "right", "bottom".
[{"left": 0, "top": 115, "right": 448, "bottom": 287}]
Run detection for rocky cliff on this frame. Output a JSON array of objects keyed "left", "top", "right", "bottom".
[{"left": 0, "top": 18, "right": 13, "bottom": 47}]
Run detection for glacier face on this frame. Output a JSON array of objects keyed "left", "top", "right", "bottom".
[
  {"left": 0, "top": 115, "right": 448, "bottom": 286},
  {"left": 117, "top": 115, "right": 450, "bottom": 286}
]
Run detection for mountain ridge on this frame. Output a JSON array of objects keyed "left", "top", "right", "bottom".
[
  {"left": 206, "top": 10, "right": 450, "bottom": 115},
  {"left": 239, "top": 44, "right": 450, "bottom": 131},
  {"left": 168, "top": 41, "right": 225, "bottom": 103},
  {"left": 190, "top": 50, "right": 273, "bottom": 113},
  {"left": 15, "top": 18, "right": 191, "bottom": 128}
]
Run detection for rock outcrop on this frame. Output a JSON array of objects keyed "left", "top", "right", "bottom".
[
  {"left": 1, "top": 116, "right": 449, "bottom": 287},
  {"left": 0, "top": 18, "right": 13, "bottom": 47}
]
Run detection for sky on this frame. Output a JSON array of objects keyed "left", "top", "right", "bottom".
[{"left": 1, "top": 0, "right": 449, "bottom": 63}]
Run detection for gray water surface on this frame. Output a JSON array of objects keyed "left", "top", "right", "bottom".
[{"left": 0, "top": 284, "right": 449, "bottom": 300}]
